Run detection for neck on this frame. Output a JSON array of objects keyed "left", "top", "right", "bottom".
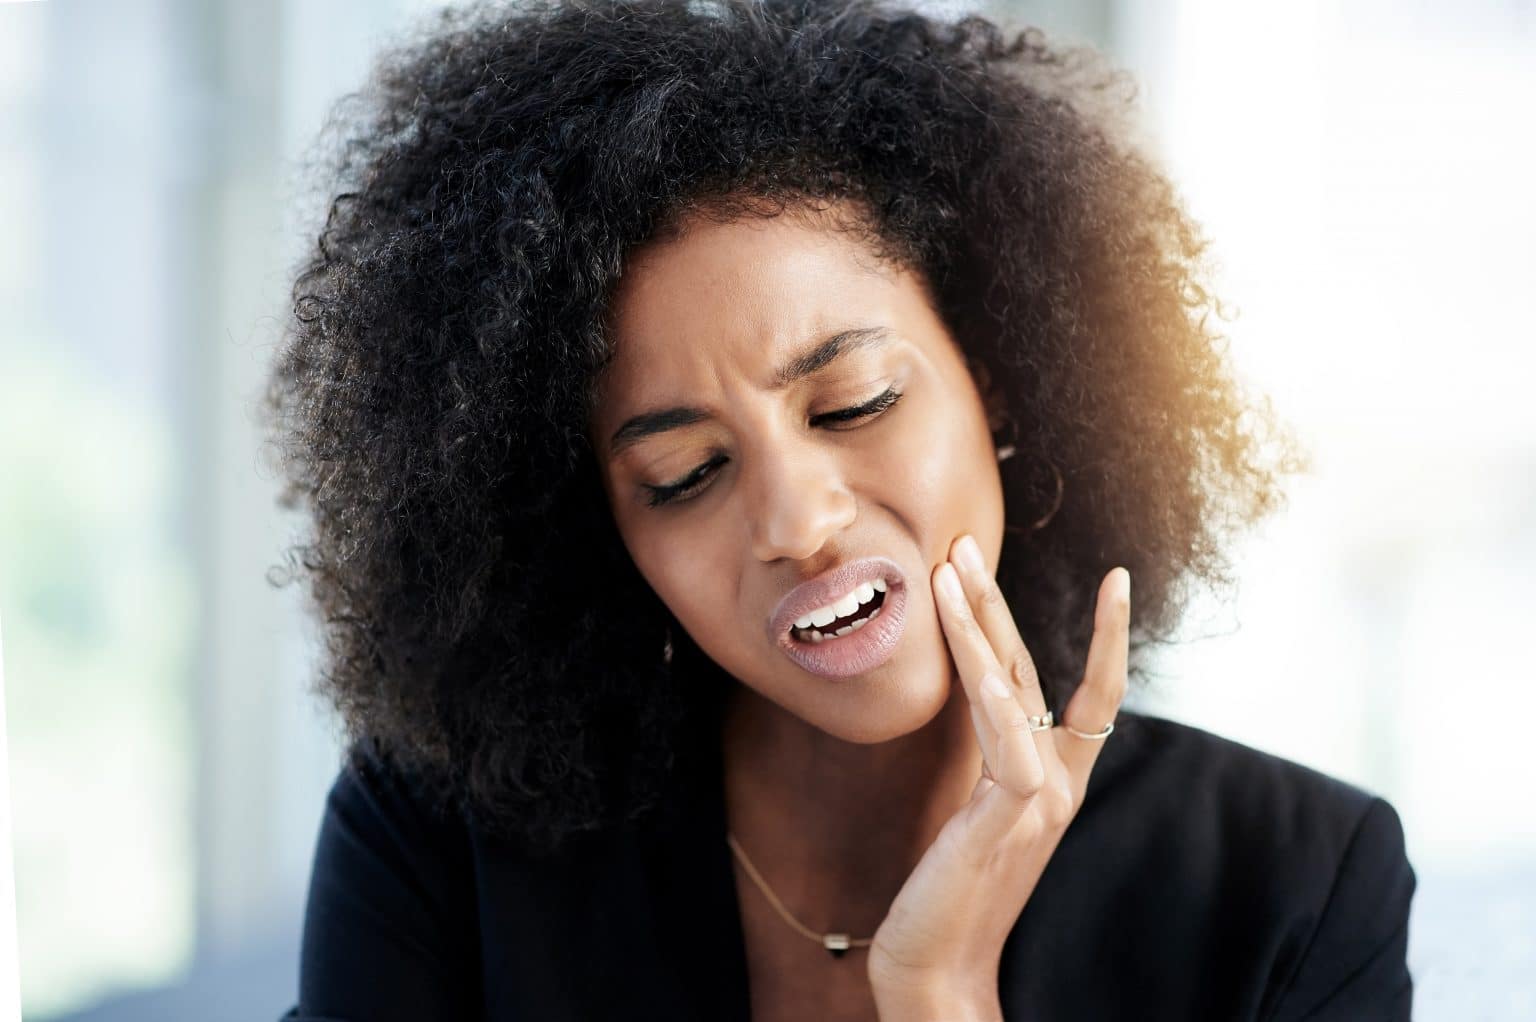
[{"left": 719, "top": 680, "right": 983, "bottom": 935}]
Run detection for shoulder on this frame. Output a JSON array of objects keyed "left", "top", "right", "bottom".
[
  {"left": 322, "top": 735, "right": 468, "bottom": 848},
  {"left": 1105, "top": 710, "right": 1382, "bottom": 823},
  {"left": 1091, "top": 709, "right": 1412, "bottom": 903},
  {"left": 1069, "top": 710, "right": 1416, "bottom": 1018},
  {"left": 292, "top": 738, "right": 481, "bottom": 1019},
  {"left": 307, "top": 735, "right": 476, "bottom": 926},
  {"left": 1097, "top": 710, "right": 1389, "bottom": 844}
]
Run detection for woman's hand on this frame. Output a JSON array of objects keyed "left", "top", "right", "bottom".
[{"left": 867, "top": 534, "right": 1130, "bottom": 1017}]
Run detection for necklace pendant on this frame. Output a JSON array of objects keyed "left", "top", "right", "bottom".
[{"left": 823, "top": 933, "right": 851, "bottom": 958}]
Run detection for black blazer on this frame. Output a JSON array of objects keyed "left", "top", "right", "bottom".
[{"left": 282, "top": 709, "right": 1416, "bottom": 1020}]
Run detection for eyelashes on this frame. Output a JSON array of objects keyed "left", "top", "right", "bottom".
[
  {"left": 644, "top": 452, "right": 730, "bottom": 508},
  {"left": 641, "top": 386, "right": 904, "bottom": 509},
  {"left": 810, "top": 384, "right": 902, "bottom": 426}
]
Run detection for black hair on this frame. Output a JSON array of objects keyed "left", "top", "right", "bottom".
[{"left": 264, "top": 0, "right": 1305, "bottom": 857}]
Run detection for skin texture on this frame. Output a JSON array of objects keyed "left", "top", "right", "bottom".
[{"left": 591, "top": 206, "right": 1036, "bottom": 1016}]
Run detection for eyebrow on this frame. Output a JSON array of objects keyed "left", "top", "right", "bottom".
[{"left": 606, "top": 325, "right": 892, "bottom": 458}]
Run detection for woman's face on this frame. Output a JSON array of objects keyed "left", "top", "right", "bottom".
[{"left": 591, "top": 207, "right": 1005, "bottom": 743}]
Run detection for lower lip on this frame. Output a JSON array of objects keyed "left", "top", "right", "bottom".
[{"left": 775, "top": 582, "right": 908, "bottom": 679}]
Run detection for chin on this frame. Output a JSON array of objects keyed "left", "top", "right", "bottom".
[{"left": 817, "top": 662, "right": 954, "bottom": 744}]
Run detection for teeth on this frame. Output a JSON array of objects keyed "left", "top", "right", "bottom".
[
  {"left": 791, "top": 602, "right": 884, "bottom": 644},
  {"left": 793, "top": 578, "right": 886, "bottom": 630}
]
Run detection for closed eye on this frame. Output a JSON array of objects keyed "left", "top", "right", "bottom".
[
  {"left": 641, "top": 386, "right": 904, "bottom": 508},
  {"left": 809, "top": 385, "right": 903, "bottom": 428}
]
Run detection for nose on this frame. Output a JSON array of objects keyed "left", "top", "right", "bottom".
[{"left": 747, "top": 442, "right": 858, "bottom": 563}]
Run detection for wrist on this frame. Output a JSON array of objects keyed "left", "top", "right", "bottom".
[{"left": 870, "top": 977, "right": 1004, "bottom": 1022}]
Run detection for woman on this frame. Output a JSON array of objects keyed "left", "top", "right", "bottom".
[{"left": 268, "top": 1, "right": 1415, "bottom": 1019}]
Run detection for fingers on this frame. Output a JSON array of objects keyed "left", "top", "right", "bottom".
[
  {"left": 946, "top": 534, "right": 1050, "bottom": 718},
  {"left": 1056, "top": 568, "right": 1131, "bottom": 783},
  {"left": 935, "top": 532, "right": 1054, "bottom": 785},
  {"left": 960, "top": 673, "right": 1048, "bottom": 851},
  {"left": 935, "top": 536, "right": 1129, "bottom": 815},
  {"left": 933, "top": 559, "right": 1005, "bottom": 717},
  {"left": 969, "top": 701, "right": 996, "bottom": 782},
  {"left": 980, "top": 673, "right": 1047, "bottom": 801}
]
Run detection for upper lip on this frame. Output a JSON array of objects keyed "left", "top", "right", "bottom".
[{"left": 767, "top": 556, "right": 907, "bottom": 643}]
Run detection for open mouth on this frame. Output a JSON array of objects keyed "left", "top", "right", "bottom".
[
  {"left": 768, "top": 555, "right": 908, "bottom": 679},
  {"left": 788, "top": 579, "right": 889, "bottom": 644}
]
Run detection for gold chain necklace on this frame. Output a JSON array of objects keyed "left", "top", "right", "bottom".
[{"left": 725, "top": 832, "right": 876, "bottom": 959}]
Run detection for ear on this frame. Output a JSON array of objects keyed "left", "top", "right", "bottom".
[{"left": 965, "top": 356, "right": 1009, "bottom": 434}]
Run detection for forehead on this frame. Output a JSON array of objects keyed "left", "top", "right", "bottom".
[{"left": 597, "top": 209, "right": 913, "bottom": 399}]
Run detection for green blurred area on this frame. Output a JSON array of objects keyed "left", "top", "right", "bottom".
[{"left": 1, "top": 350, "right": 196, "bottom": 1018}]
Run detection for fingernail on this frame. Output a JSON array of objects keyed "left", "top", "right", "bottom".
[
  {"left": 983, "top": 674, "right": 1010, "bottom": 698},
  {"left": 954, "top": 534, "right": 985, "bottom": 576},
  {"left": 936, "top": 562, "right": 963, "bottom": 602}
]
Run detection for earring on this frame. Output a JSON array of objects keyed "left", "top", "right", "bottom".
[
  {"left": 1003, "top": 457, "right": 1066, "bottom": 535},
  {"left": 662, "top": 623, "right": 674, "bottom": 666},
  {"left": 994, "top": 414, "right": 1018, "bottom": 463},
  {"left": 1030, "top": 459, "right": 1064, "bottom": 530}
]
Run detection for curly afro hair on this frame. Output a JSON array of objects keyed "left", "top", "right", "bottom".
[{"left": 265, "top": 0, "right": 1306, "bottom": 858}]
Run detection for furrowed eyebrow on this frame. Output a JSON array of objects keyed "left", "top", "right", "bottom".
[{"left": 606, "top": 326, "right": 891, "bottom": 458}]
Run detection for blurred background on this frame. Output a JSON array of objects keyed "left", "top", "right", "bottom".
[{"left": 0, "top": 0, "right": 1532, "bottom": 1018}]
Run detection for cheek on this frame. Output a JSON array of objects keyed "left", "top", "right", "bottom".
[
  {"left": 627, "top": 526, "right": 734, "bottom": 632},
  {"left": 633, "top": 534, "right": 764, "bottom": 683},
  {"left": 872, "top": 395, "right": 997, "bottom": 550}
]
